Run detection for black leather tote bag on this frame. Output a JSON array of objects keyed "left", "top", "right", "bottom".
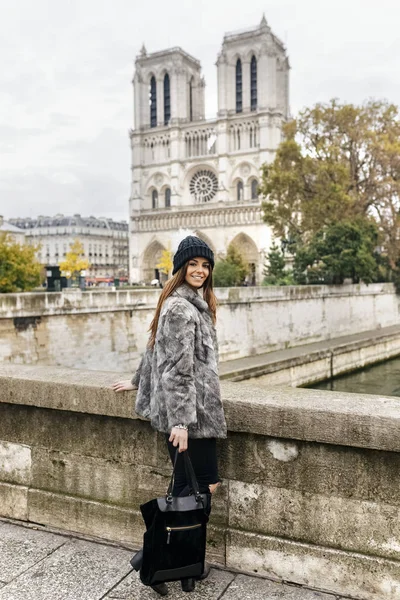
[{"left": 139, "top": 450, "right": 211, "bottom": 586}]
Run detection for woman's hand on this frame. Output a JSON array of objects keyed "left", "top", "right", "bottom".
[
  {"left": 169, "top": 427, "right": 188, "bottom": 453},
  {"left": 112, "top": 380, "right": 137, "bottom": 392}
]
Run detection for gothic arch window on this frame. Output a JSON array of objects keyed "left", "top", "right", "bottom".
[
  {"left": 164, "top": 73, "right": 171, "bottom": 125},
  {"left": 237, "top": 180, "right": 244, "bottom": 202},
  {"left": 150, "top": 76, "right": 157, "bottom": 128},
  {"left": 189, "top": 77, "right": 194, "bottom": 122},
  {"left": 152, "top": 189, "right": 158, "bottom": 209},
  {"left": 251, "top": 179, "right": 258, "bottom": 199},
  {"left": 165, "top": 187, "right": 171, "bottom": 208},
  {"left": 250, "top": 55, "right": 257, "bottom": 111},
  {"left": 236, "top": 59, "right": 242, "bottom": 113}
]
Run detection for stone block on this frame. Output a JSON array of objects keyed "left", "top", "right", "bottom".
[
  {"left": 206, "top": 524, "right": 227, "bottom": 565},
  {"left": 219, "top": 432, "right": 400, "bottom": 506},
  {"left": 31, "top": 448, "right": 170, "bottom": 508},
  {"left": 0, "top": 440, "right": 31, "bottom": 485},
  {"left": 0, "top": 482, "right": 28, "bottom": 520},
  {"left": 226, "top": 529, "right": 400, "bottom": 600},
  {"left": 28, "top": 488, "right": 145, "bottom": 546},
  {"left": 0, "top": 522, "right": 64, "bottom": 583},
  {"left": 228, "top": 480, "right": 400, "bottom": 560},
  {"left": 221, "top": 381, "right": 400, "bottom": 452},
  {"left": 0, "top": 362, "right": 137, "bottom": 418},
  {"left": 0, "top": 403, "right": 158, "bottom": 467},
  {"left": 0, "top": 537, "right": 132, "bottom": 600}
]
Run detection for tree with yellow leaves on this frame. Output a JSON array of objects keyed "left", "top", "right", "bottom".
[
  {"left": 156, "top": 248, "right": 173, "bottom": 278},
  {"left": 0, "top": 233, "right": 43, "bottom": 293},
  {"left": 59, "top": 239, "right": 90, "bottom": 283}
]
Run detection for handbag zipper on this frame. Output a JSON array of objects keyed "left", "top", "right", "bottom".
[{"left": 166, "top": 524, "right": 202, "bottom": 544}]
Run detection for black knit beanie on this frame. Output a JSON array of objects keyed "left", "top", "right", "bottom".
[{"left": 172, "top": 236, "right": 214, "bottom": 275}]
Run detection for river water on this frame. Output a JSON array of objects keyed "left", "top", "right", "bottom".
[{"left": 308, "top": 356, "right": 400, "bottom": 397}]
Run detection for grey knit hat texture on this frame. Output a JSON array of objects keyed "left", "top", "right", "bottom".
[{"left": 172, "top": 236, "right": 214, "bottom": 275}]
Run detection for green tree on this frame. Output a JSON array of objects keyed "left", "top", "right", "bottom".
[
  {"left": 293, "top": 218, "right": 380, "bottom": 285},
  {"left": 260, "top": 99, "right": 400, "bottom": 269},
  {"left": 263, "top": 243, "right": 293, "bottom": 285},
  {"left": 213, "top": 244, "right": 249, "bottom": 287},
  {"left": 59, "top": 240, "right": 90, "bottom": 282},
  {"left": 0, "top": 233, "right": 43, "bottom": 293}
]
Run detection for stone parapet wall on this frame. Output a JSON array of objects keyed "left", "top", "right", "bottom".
[
  {"left": 0, "top": 283, "right": 398, "bottom": 370},
  {"left": 0, "top": 364, "right": 400, "bottom": 599}
]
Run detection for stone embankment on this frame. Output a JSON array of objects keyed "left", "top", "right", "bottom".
[
  {"left": 220, "top": 323, "right": 400, "bottom": 386},
  {"left": 0, "top": 363, "right": 400, "bottom": 599},
  {"left": 0, "top": 283, "right": 398, "bottom": 371}
]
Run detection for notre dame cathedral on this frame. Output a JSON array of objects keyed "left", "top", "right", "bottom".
[{"left": 129, "top": 15, "right": 290, "bottom": 284}]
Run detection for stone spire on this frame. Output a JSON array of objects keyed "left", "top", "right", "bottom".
[
  {"left": 260, "top": 13, "right": 268, "bottom": 28},
  {"left": 139, "top": 43, "right": 147, "bottom": 57}
]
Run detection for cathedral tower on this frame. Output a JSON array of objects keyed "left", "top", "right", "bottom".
[{"left": 129, "top": 17, "right": 290, "bottom": 284}]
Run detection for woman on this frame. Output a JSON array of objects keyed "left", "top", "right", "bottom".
[{"left": 113, "top": 236, "right": 227, "bottom": 595}]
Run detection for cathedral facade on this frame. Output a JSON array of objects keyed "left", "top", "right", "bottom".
[{"left": 129, "top": 16, "right": 290, "bottom": 284}]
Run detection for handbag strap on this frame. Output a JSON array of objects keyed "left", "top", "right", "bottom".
[
  {"left": 166, "top": 449, "right": 203, "bottom": 504},
  {"left": 166, "top": 448, "right": 180, "bottom": 503}
]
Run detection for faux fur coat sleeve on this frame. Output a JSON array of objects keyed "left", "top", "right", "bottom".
[{"left": 160, "top": 299, "right": 197, "bottom": 430}]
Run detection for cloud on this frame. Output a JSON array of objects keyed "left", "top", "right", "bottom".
[{"left": 1, "top": 0, "right": 400, "bottom": 221}]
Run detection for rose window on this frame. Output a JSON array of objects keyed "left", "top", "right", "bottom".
[{"left": 189, "top": 170, "right": 218, "bottom": 203}]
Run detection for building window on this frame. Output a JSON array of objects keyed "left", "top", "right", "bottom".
[
  {"left": 251, "top": 179, "right": 258, "bottom": 199},
  {"left": 236, "top": 59, "right": 242, "bottom": 113},
  {"left": 237, "top": 180, "right": 244, "bottom": 201},
  {"left": 150, "top": 76, "right": 157, "bottom": 128},
  {"left": 250, "top": 55, "right": 257, "bottom": 111},
  {"left": 189, "top": 77, "right": 193, "bottom": 121},
  {"left": 190, "top": 170, "right": 218, "bottom": 203},
  {"left": 164, "top": 73, "right": 171, "bottom": 125},
  {"left": 165, "top": 187, "right": 171, "bottom": 208},
  {"left": 152, "top": 189, "right": 158, "bottom": 209}
]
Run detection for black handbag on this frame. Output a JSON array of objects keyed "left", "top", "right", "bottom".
[{"left": 139, "top": 450, "right": 211, "bottom": 586}]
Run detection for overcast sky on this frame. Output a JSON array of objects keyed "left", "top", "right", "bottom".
[{"left": 1, "top": 0, "right": 399, "bottom": 222}]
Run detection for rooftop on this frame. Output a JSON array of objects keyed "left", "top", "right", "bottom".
[
  {"left": 8, "top": 215, "right": 129, "bottom": 231},
  {"left": 135, "top": 45, "right": 201, "bottom": 67}
]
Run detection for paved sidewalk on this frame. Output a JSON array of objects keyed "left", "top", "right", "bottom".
[{"left": 0, "top": 519, "right": 352, "bottom": 600}]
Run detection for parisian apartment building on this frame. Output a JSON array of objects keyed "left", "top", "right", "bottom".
[
  {"left": 129, "top": 15, "right": 290, "bottom": 284},
  {"left": 9, "top": 215, "right": 129, "bottom": 282},
  {"left": 0, "top": 216, "right": 26, "bottom": 245}
]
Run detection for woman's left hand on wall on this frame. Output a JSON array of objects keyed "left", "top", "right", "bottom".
[{"left": 112, "top": 380, "right": 137, "bottom": 392}]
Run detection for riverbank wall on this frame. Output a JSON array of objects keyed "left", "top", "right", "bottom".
[
  {"left": 0, "top": 283, "right": 398, "bottom": 370},
  {"left": 1, "top": 364, "right": 400, "bottom": 599},
  {"left": 221, "top": 324, "right": 400, "bottom": 387}
]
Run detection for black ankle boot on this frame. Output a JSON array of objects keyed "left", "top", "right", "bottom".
[
  {"left": 181, "top": 577, "right": 195, "bottom": 592},
  {"left": 129, "top": 548, "right": 143, "bottom": 571},
  {"left": 151, "top": 583, "right": 169, "bottom": 596}
]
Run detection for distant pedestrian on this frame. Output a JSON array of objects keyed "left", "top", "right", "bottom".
[{"left": 113, "top": 235, "right": 226, "bottom": 595}]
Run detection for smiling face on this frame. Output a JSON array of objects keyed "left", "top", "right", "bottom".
[{"left": 184, "top": 256, "right": 211, "bottom": 289}]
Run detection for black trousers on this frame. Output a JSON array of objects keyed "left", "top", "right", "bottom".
[{"left": 165, "top": 436, "right": 220, "bottom": 496}]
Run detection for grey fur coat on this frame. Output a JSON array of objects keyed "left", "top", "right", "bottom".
[{"left": 132, "top": 283, "right": 227, "bottom": 439}]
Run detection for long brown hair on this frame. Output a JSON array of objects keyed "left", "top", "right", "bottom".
[{"left": 148, "top": 262, "right": 217, "bottom": 348}]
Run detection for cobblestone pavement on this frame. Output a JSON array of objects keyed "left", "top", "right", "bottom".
[{"left": 0, "top": 520, "right": 353, "bottom": 600}]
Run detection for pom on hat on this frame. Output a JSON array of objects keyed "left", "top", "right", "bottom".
[{"left": 172, "top": 235, "right": 214, "bottom": 275}]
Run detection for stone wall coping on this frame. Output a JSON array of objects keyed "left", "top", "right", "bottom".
[
  {"left": 0, "top": 283, "right": 394, "bottom": 318},
  {"left": 1, "top": 364, "right": 400, "bottom": 453}
]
